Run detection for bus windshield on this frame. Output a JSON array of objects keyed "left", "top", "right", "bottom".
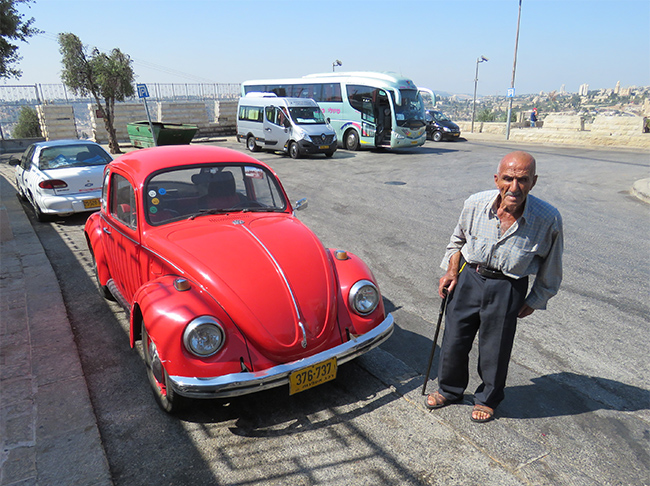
[
  {"left": 393, "top": 89, "right": 426, "bottom": 128},
  {"left": 289, "top": 106, "right": 327, "bottom": 125}
]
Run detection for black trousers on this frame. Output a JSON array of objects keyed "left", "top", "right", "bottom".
[{"left": 437, "top": 265, "right": 528, "bottom": 408}]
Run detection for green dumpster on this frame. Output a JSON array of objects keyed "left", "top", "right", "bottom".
[{"left": 127, "top": 121, "right": 198, "bottom": 148}]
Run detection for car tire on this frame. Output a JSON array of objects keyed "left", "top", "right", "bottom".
[
  {"left": 16, "top": 182, "right": 27, "bottom": 201},
  {"left": 325, "top": 151, "right": 335, "bottom": 158},
  {"left": 289, "top": 142, "right": 301, "bottom": 159},
  {"left": 344, "top": 129, "right": 360, "bottom": 151},
  {"left": 32, "top": 200, "right": 50, "bottom": 222},
  {"left": 247, "top": 136, "right": 260, "bottom": 152},
  {"left": 91, "top": 252, "right": 115, "bottom": 301},
  {"left": 142, "top": 322, "right": 187, "bottom": 414},
  {"left": 432, "top": 131, "right": 443, "bottom": 142}
]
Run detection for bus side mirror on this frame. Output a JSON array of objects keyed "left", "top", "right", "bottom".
[{"left": 327, "top": 117, "right": 331, "bottom": 124}]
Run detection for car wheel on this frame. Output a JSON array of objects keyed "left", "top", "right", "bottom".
[
  {"left": 91, "top": 252, "right": 114, "bottom": 301},
  {"left": 289, "top": 142, "right": 301, "bottom": 159},
  {"left": 432, "top": 131, "right": 443, "bottom": 142},
  {"left": 142, "top": 322, "right": 187, "bottom": 413},
  {"left": 325, "top": 151, "right": 335, "bottom": 158},
  {"left": 16, "top": 182, "right": 27, "bottom": 201},
  {"left": 247, "top": 136, "right": 260, "bottom": 152},
  {"left": 32, "top": 200, "right": 50, "bottom": 222},
  {"left": 344, "top": 129, "right": 360, "bottom": 151}
]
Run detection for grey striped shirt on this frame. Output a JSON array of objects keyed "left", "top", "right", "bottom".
[{"left": 442, "top": 189, "right": 563, "bottom": 310}]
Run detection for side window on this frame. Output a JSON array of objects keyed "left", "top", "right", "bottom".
[
  {"left": 265, "top": 106, "right": 277, "bottom": 125},
  {"left": 239, "top": 105, "right": 263, "bottom": 122},
  {"left": 109, "top": 173, "right": 137, "bottom": 229},
  {"left": 21, "top": 146, "right": 36, "bottom": 170},
  {"left": 322, "top": 83, "right": 342, "bottom": 102}
]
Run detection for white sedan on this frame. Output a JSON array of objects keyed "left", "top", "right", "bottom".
[{"left": 15, "top": 140, "right": 112, "bottom": 222}]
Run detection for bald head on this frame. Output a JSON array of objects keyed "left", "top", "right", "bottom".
[{"left": 497, "top": 151, "right": 536, "bottom": 177}]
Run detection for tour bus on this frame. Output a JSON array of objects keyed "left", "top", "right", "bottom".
[
  {"left": 241, "top": 72, "right": 427, "bottom": 151},
  {"left": 236, "top": 93, "right": 337, "bottom": 158}
]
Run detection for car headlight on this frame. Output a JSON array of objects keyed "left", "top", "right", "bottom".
[
  {"left": 348, "top": 280, "right": 380, "bottom": 316},
  {"left": 443, "top": 126, "right": 451, "bottom": 132},
  {"left": 183, "top": 316, "right": 225, "bottom": 357}
]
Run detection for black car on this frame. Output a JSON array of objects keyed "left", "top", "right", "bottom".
[{"left": 425, "top": 110, "right": 461, "bottom": 142}]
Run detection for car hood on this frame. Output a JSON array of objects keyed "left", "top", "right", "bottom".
[{"left": 144, "top": 213, "right": 338, "bottom": 361}]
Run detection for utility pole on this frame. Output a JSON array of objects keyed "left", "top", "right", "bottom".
[{"left": 506, "top": 0, "right": 522, "bottom": 140}]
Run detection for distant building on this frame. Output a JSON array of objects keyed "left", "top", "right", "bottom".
[
  {"left": 560, "top": 84, "right": 566, "bottom": 94},
  {"left": 579, "top": 83, "right": 589, "bottom": 96}
]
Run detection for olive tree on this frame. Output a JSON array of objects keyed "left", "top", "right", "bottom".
[
  {"left": 13, "top": 105, "right": 41, "bottom": 137},
  {"left": 58, "top": 33, "right": 134, "bottom": 153},
  {"left": 0, "top": 0, "right": 39, "bottom": 79}
]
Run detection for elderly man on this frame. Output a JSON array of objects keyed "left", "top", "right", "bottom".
[{"left": 426, "top": 151, "right": 563, "bottom": 422}]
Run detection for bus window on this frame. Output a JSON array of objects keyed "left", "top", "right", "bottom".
[
  {"left": 321, "top": 83, "right": 342, "bottom": 102},
  {"left": 347, "top": 85, "right": 377, "bottom": 124},
  {"left": 294, "top": 84, "right": 322, "bottom": 100}
]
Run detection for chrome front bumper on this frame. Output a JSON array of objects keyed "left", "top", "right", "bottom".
[{"left": 169, "top": 313, "right": 394, "bottom": 399}]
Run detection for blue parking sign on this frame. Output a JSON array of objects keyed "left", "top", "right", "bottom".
[
  {"left": 507, "top": 88, "right": 515, "bottom": 98},
  {"left": 137, "top": 84, "right": 150, "bottom": 99}
]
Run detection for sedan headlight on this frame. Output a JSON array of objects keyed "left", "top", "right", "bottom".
[
  {"left": 183, "top": 316, "right": 225, "bottom": 357},
  {"left": 348, "top": 280, "right": 380, "bottom": 316}
]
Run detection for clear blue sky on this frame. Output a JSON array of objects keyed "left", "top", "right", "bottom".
[{"left": 9, "top": 0, "right": 650, "bottom": 96}]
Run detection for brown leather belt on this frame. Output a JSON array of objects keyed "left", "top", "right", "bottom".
[{"left": 469, "top": 263, "right": 509, "bottom": 279}]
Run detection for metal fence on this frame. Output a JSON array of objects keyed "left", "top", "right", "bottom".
[{"left": 0, "top": 82, "right": 241, "bottom": 105}]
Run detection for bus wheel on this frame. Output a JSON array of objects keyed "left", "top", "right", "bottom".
[
  {"left": 289, "top": 142, "right": 301, "bottom": 159},
  {"left": 344, "top": 130, "right": 360, "bottom": 151},
  {"left": 247, "top": 136, "right": 260, "bottom": 152}
]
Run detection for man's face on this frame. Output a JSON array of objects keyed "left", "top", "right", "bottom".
[{"left": 494, "top": 153, "right": 538, "bottom": 210}]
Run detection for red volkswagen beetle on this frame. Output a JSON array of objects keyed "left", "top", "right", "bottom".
[{"left": 85, "top": 145, "right": 393, "bottom": 412}]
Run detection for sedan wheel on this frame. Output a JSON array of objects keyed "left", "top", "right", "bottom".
[
  {"left": 142, "top": 322, "right": 187, "bottom": 413},
  {"left": 91, "top": 252, "right": 114, "bottom": 301},
  {"left": 432, "top": 131, "right": 443, "bottom": 142},
  {"left": 31, "top": 200, "right": 50, "bottom": 222}
]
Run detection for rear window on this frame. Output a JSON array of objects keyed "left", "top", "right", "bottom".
[{"left": 39, "top": 144, "right": 111, "bottom": 170}]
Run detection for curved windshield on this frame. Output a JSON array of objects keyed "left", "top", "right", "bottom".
[
  {"left": 393, "top": 89, "right": 426, "bottom": 128},
  {"left": 288, "top": 106, "right": 327, "bottom": 125},
  {"left": 145, "top": 164, "right": 287, "bottom": 225}
]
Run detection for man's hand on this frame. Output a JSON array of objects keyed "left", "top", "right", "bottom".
[
  {"left": 438, "top": 272, "right": 457, "bottom": 298},
  {"left": 518, "top": 304, "right": 535, "bottom": 318}
]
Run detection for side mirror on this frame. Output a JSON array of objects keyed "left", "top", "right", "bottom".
[
  {"left": 294, "top": 198, "right": 308, "bottom": 211},
  {"left": 8, "top": 156, "right": 21, "bottom": 166},
  {"left": 327, "top": 117, "right": 331, "bottom": 124}
]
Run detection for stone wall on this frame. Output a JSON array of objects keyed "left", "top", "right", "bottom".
[
  {"left": 590, "top": 115, "right": 644, "bottom": 136},
  {"left": 36, "top": 105, "right": 77, "bottom": 140},
  {"left": 91, "top": 103, "right": 149, "bottom": 143},
  {"left": 541, "top": 114, "right": 585, "bottom": 131}
]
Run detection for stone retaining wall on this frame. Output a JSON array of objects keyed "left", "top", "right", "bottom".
[
  {"left": 91, "top": 103, "right": 149, "bottom": 143},
  {"left": 36, "top": 105, "right": 77, "bottom": 140}
]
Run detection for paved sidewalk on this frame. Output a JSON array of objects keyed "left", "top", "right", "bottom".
[{"left": 0, "top": 160, "right": 112, "bottom": 485}]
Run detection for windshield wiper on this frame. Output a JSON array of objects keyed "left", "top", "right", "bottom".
[{"left": 188, "top": 208, "right": 238, "bottom": 220}]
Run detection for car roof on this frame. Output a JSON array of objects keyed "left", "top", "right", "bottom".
[
  {"left": 32, "top": 139, "right": 104, "bottom": 149},
  {"left": 109, "top": 145, "right": 273, "bottom": 183}
]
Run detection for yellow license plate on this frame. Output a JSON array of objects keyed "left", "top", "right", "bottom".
[
  {"left": 319, "top": 145, "right": 329, "bottom": 150},
  {"left": 83, "top": 198, "right": 100, "bottom": 209},
  {"left": 289, "top": 357, "right": 337, "bottom": 395}
]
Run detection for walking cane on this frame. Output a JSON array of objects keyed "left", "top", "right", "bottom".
[{"left": 421, "top": 290, "right": 449, "bottom": 396}]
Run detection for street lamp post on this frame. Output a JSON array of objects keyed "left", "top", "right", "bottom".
[
  {"left": 506, "top": 0, "right": 523, "bottom": 140},
  {"left": 471, "top": 56, "right": 488, "bottom": 133},
  {"left": 332, "top": 59, "right": 342, "bottom": 72}
]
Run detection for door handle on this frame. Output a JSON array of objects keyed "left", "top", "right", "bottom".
[{"left": 102, "top": 227, "right": 112, "bottom": 235}]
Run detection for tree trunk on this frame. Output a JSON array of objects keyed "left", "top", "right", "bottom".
[{"left": 104, "top": 98, "right": 121, "bottom": 154}]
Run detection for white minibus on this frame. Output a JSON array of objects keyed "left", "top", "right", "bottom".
[{"left": 236, "top": 93, "right": 337, "bottom": 158}]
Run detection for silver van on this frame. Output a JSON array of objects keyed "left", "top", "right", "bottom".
[{"left": 237, "top": 93, "right": 337, "bottom": 158}]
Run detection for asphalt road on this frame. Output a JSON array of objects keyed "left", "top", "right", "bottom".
[{"left": 16, "top": 138, "right": 650, "bottom": 485}]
